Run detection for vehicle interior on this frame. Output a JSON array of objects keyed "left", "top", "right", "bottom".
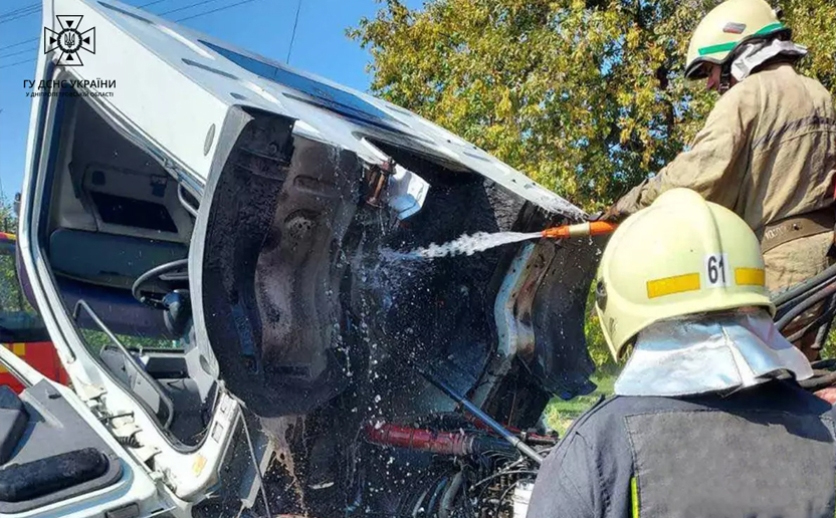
[
  {"left": 0, "top": 362, "right": 123, "bottom": 513},
  {"left": 36, "top": 90, "right": 217, "bottom": 447}
]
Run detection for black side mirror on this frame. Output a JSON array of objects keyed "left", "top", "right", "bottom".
[{"left": 162, "top": 290, "right": 191, "bottom": 338}]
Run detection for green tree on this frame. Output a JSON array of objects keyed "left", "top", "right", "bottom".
[
  {"left": 349, "top": 0, "right": 836, "bottom": 212},
  {"left": 0, "top": 195, "right": 25, "bottom": 316},
  {"left": 0, "top": 195, "right": 18, "bottom": 235},
  {"left": 351, "top": 0, "right": 836, "bottom": 369}
]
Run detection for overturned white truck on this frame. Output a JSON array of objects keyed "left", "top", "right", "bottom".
[{"left": 3, "top": 0, "right": 602, "bottom": 516}]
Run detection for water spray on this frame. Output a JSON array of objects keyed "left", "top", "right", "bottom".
[{"left": 391, "top": 221, "right": 618, "bottom": 260}]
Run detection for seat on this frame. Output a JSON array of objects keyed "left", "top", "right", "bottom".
[{"left": 49, "top": 228, "right": 187, "bottom": 290}]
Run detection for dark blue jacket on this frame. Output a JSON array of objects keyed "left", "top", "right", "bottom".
[{"left": 527, "top": 380, "right": 836, "bottom": 518}]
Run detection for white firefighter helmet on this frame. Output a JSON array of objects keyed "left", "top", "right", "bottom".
[
  {"left": 684, "top": 0, "right": 790, "bottom": 80},
  {"left": 594, "top": 188, "right": 774, "bottom": 360}
]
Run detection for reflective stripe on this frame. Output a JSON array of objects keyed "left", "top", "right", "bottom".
[
  {"left": 192, "top": 454, "right": 207, "bottom": 476},
  {"left": 0, "top": 343, "right": 25, "bottom": 375},
  {"left": 755, "top": 22, "right": 785, "bottom": 35},
  {"left": 698, "top": 22, "right": 786, "bottom": 56},
  {"left": 698, "top": 41, "right": 737, "bottom": 56},
  {"left": 631, "top": 476, "right": 640, "bottom": 518},
  {"left": 735, "top": 267, "right": 765, "bottom": 286},
  {"left": 646, "top": 273, "right": 701, "bottom": 299}
]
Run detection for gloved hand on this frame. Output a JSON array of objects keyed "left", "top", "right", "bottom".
[{"left": 589, "top": 205, "right": 623, "bottom": 223}]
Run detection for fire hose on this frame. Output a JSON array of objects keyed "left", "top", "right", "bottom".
[{"left": 540, "top": 221, "right": 617, "bottom": 240}]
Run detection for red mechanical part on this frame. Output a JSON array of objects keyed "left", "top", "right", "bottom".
[{"left": 364, "top": 423, "right": 475, "bottom": 456}]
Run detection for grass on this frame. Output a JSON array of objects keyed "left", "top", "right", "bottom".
[{"left": 544, "top": 372, "right": 617, "bottom": 436}]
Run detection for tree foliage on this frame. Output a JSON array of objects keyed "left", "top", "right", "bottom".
[
  {"left": 350, "top": 0, "right": 836, "bottom": 212},
  {"left": 0, "top": 196, "right": 23, "bottom": 316},
  {"left": 350, "top": 0, "right": 836, "bottom": 370}
]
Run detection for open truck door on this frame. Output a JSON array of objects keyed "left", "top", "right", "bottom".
[
  {"left": 16, "top": 0, "right": 601, "bottom": 516},
  {"left": 0, "top": 346, "right": 167, "bottom": 518}
]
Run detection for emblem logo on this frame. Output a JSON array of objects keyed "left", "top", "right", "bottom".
[
  {"left": 722, "top": 22, "right": 747, "bottom": 34},
  {"left": 44, "top": 15, "right": 96, "bottom": 66}
]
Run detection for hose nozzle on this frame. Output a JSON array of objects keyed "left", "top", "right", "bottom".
[{"left": 541, "top": 221, "right": 617, "bottom": 239}]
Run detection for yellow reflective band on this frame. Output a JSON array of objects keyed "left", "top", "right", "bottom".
[
  {"left": 735, "top": 267, "right": 765, "bottom": 286},
  {"left": 0, "top": 364, "right": 7, "bottom": 374},
  {"left": 192, "top": 454, "right": 207, "bottom": 477},
  {"left": 646, "top": 273, "right": 701, "bottom": 299},
  {"left": 12, "top": 343, "right": 25, "bottom": 357},
  {"left": 631, "top": 477, "right": 640, "bottom": 518}
]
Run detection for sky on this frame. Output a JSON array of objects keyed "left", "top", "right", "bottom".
[{"left": 0, "top": 0, "right": 422, "bottom": 202}]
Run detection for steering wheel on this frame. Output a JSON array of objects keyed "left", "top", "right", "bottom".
[{"left": 131, "top": 259, "right": 190, "bottom": 310}]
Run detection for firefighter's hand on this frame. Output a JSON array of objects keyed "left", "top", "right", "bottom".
[
  {"left": 590, "top": 205, "right": 622, "bottom": 223},
  {"left": 814, "top": 387, "right": 836, "bottom": 405}
]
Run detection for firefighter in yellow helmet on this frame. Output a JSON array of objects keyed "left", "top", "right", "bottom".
[
  {"left": 528, "top": 189, "right": 830, "bottom": 518},
  {"left": 601, "top": 0, "right": 836, "bottom": 360}
]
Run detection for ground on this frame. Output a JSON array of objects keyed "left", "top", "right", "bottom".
[{"left": 544, "top": 373, "right": 616, "bottom": 436}]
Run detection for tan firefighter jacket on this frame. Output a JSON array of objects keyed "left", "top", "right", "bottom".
[{"left": 610, "top": 62, "right": 836, "bottom": 247}]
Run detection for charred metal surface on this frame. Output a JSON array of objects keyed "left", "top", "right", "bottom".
[
  {"left": 529, "top": 235, "right": 602, "bottom": 399},
  {"left": 197, "top": 106, "right": 364, "bottom": 418},
  {"left": 252, "top": 135, "right": 362, "bottom": 409},
  {"left": 197, "top": 119, "right": 598, "bottom": 514},
  {"left": 348, "top": 165, "right": 530, "bottom": 421}
]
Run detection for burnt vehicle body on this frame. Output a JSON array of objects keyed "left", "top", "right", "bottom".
[{"left": 12, "top": 0, "right": 599, "bottom": 516}]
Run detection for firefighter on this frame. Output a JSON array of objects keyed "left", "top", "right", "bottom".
[
  {"left": 600, "top": 0, "right": 836, "bottom": 360},
  {"left": 527, "top": 188, "right": 833, "bottom": 518}
]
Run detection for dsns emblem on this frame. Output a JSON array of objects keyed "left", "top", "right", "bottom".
[{"left": 44, "top": 15, "right": 96, "bottom": 67}]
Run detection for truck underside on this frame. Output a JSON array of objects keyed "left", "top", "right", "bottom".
[
  {"left": 12, "top": 2, "right": 603, "bottom": 515},
  {"left": 25, "top": 91, "right": 600, "bottom": 516}
]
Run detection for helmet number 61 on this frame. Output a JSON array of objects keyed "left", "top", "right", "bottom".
[{"left": 706, "top": 253, "right": 730, "bottom": 287}]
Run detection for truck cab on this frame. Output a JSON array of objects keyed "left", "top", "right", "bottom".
[{"left": 8, "top": 1, "right": 600, "bottom": 516}]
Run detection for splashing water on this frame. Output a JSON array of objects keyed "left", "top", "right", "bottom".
[{"left": 386, "top": 231, "right": 543, "bottom": 260}]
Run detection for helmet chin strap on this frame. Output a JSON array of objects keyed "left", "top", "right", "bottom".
[{"left": 718, "top": 64, "right": 733, "bottom": 95}]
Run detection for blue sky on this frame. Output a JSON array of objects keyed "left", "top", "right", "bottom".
[{"left": 0, "top": 0, "right": 421, "bottom": 201}]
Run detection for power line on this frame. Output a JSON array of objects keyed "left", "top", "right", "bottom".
[
  {"left": 0, "top": 2, "right": 38, "bottom": 20},
  {"left": 0, "top": 0, "right": 162, "bottom": 53},
  {"left": 285, "top": 0, "right": 302, "bottom": 64},
  {"left": 0, "top": 0, "right": 265, "bottom": 70},
  {"left": 0, "top": 5, "right": 38, "bottom": 19},
  {"left": 0, "top": 46, "right": 36, "bottom": 59},
  {"left": 160, "top": 0, "right": 225, "bottom": 17},
  {"left": 0, "top": 57, "right": 36, "bottom": 70},
  {"left": 0, "top": 0, "right": 165, "bottom": 20},
  {"left": 0, "top": 38, "right": 38, "bottom": 53},
  {"left": 138, "top": 0, "right": 171, "bottom": 7},
  {"left": 0, "top": 6, "right": 40, "bottom": 25},
  {"left": 0, "top": 0, "right": 174, "bottom": 20},
  {"left": 175, "top": 0, "right": 261, "bottom": 22}
]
